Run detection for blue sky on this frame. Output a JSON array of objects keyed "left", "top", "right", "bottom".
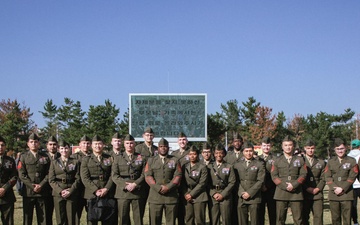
[{"left": 1, "top": 1, "right": 359, "bottom": 128}]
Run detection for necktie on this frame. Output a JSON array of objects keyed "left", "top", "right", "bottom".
[
  {"left": 309, "top": 158, "right": 313, "bottom": 166},
  {"left": 217, "top": 163, "right": 221, "bottom": 168},
  {"left": 246, "top": 160, "right": 250, "bottom": 167},
  {"left": 162, "top": 157, "right": 165, "bottom": 164},
  {"left": 129, "top": 154, "right": 132, "bottom": 161},
  {"left": 287, "top": 158, "right": 292, "bottom": 164},
  {"left": 97, "top": 155, "right": 101, "bottom": 162},
  {"left": 236, "top": 152, "right": 239, "bottom": 159},
  {"left": 63, "top": 159, "right": 67, "bottom": 167}
]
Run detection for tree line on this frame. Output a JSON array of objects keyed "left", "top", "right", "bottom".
[{"left": 0, "top": 97, "right": 357, "bottom": 158}]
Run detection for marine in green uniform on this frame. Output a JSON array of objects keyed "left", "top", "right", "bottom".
[
  {"left": 325, "top": 138, "right": 359, "bottom": 225},
  {"left": 301, "top": 138, "right": 326, "bottom": 225},
  {"left": 0, "top": 135, "right": 17, "bottom": 225},
  {"left": 144, "top": 138, "right": 182, "bottom": 225},
  {"left": 208, "top": 144, "right": 236, "bottom": 225},
  {"left": 109, "top": 132, "right": 122, "bottom": 158},
  {"left": 135, "top": 127, "right": 158, "bottom": 158},
  {"left": 271, "top": 135, "right": 307, "bottom": 225},
  {"left": 112, "top": 134, "right": 147, "bottom": 225},
  {"left": 49, "top": 140, "right": 81, "bottom": 225},
  {"left": 80, "top": 135, "right": 117, "bottom": 225},
  {"left": 258, "top": 136, "right": 277, "bottom": 225},
  {"left": 18, "top": 133, "right": 52, "bottom": 225},
  {"left": 71, "top": 135, "right": 92, "bottom": 222},
  {"left": 181, "top": 146, "right": 209, "bottom": 225}
]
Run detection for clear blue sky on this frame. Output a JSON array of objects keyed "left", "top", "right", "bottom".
[{"left": 1, "top": 1, "right": 359, "bottom": 128}]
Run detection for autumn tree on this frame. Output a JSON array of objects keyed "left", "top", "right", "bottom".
[{"left": 248, "top": 106, "right": 277, "bottom": 144}]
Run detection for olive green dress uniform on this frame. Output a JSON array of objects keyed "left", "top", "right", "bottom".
[
  {"left": 271, "top": 155, "right": 307, "bottom": 225},
  {"left": 325, "top": 156, "right": 359, "bottom": 225},
  {"left": 181, "top": 162, "right": 209, "bottom": 225},
  {"left": 47, "top": 150, "right": 61, "bottom": 225},
  {"left": 135, "top": 142, "right": 158, "bottom": 158},
  {"left": 208, "top": 161, "right": 236, "bottom": 225},
  {"left": 171, "top": 147, "right": 190, "bottom": 167},
  {"left": 49, "top": 156, "right": 81, "bottom": 225},
  {"left": 18, "top": 150, "right": 52, "bottom": 225},
  {"left": 80, "top": 153, "right": 116, "bottom": 225},
  {"left": 112, "top": 152, "right": 147, "bottom": 225},
  {"left": 258, "top": 153, "right": 277, "bottom": 225},
  {"left": 0, "top": 155, "right": 17, "bottom": 225},
  {"left": 144, "top": 154, "right": 182, "bottom": 225},
  {"left": 302, "top": 156, "right": 326, "bottom": 225},
  {"left": 71, "top": 150, "right": 90, "bottom": 221},
  {"left": 234, "top": 157, "right": 265, "bottom": 225},
  {"left": 224, "top": 150, "right": 243, "bottom": 165}
]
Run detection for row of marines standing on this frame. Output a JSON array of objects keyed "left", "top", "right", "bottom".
[{"left": 0, "top": 127, "right": 358, "bottom": 225}]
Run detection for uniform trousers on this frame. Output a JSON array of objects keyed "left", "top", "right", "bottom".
[
  {"left": 184, "top": 201, "right": 206, "bottom": 225},
  {"left": 329, "top": 200, "right": 352, "bottom": 225},
  {"left": 352, "top": 188, "right": 360, "bottom": 224},
  {"left": 0, "top": 202, "right": 14, "bottom": 225},
  {"left": 149, "top": 203, "right": 177, "bottom": 225},
  {"left": 23, "top": 196, "right": 51, "bottom": 225},
  {"left": 118, "top": 198, "right": 145, "bottom": 225},
  {"left": 237, "top": 202, "right": 259, "bottom": 225},
  {"left": 209, "top": 196, "right": 232, "bottom": 225},
  {"left": 259, "top": 188, "right": 276, "bottom": 225},
  {"left": 53, "top": 197, "right": 78, "bottom": 225},
  {"left": 276, "top": 200, "right": 303, "bottom": 225},
  {"left": 302, "top": 199, "right": 323, "bottom": 225}
]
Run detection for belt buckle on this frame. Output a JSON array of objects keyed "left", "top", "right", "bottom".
[
  {"left": 130, "top": 174, "right": 135, "bottom": 180},
  {"left": 310, "top": 177, "right": 314, "bottom": 181},
  {"left": 35, "top": 172, "right": 40, "bottom": 177},
  {"left": 61, "top": 178, "right": 66, "bottom": 184},
  {"left": 338, "top": 177, "right": 341, "bottom": 181},
  {"left": 99, "top": 175, "right": 104, "bottom": 181},
  {"left": 288, "top": 176, "right": 291, "bottom": 181},
  {"left": 216, "top": 185, "right": 220, "bottom": 191}
]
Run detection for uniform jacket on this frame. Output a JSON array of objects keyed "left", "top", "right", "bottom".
[
  {"left": 224, "top": 150, "right": 243, "bottom": 165},
  {"left": 135, "top": 143, "right": 158, "bottom": 158},
  {"left": 234, "top": 157, "right": 265, "bottom": 204},
  {"left": 112, "top": 152, "right": 147, "bottom": 199},
  {"left": 47, "top": 151, "right": 61, "bottom": 161},
  {"left": 303, "top": 156, "right": 326, "bottom": 200},
  {"left": 171, "top": 148, "right": 190, "bottom": 166},
  {"left": 207, "top": 161, "right": 236, "bottom": 199},
  {"left": 80, "top": 153, "right": 115, "bottom": 199},
  {"left": 181, "top": 162, "right": 208, "bottom": 203},
  {"left": 271, "top": 154, "right": 307, "bottom": 201},
  {"left": 144, "top": 155, "right": 182, "bottom": 204},
  {"left": 0, "top": 155, "right": 17, "bottom": 204},
  {"left": 325, "top": 155, "right": 359, "bottom": 201},
  {"left": 108, "top": 150, "right": 122, "bottom": 159},
  {"left": 258, "top": 153, "right": 277, "bottom": 190},
  {"left": 48, "top": 156, "right": 81, "bottom": 200},
  {"left": 18, "top": 151, "right": 51, "bottom": 197}
]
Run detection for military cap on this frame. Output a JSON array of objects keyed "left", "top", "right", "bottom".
[
  {"left": 351, "top": 139, "right": 360, "bottom": 148},
  {"left": 124, "top": 134, "right": 135, "bottom": 141},
  {"left": 202, "top": 142, "right": 211, "bottom": 150},
  {"left": 178, "top": 132, "right": 187, "bottom": 138},
  {"left": 334, "top": 138, "right": 345, "bottom": 147},
  {"left": 261, "top": 136, "right": 271, "bottom": 144},
  {"left": 28, "top": 133, "right": 39, "bottom": 141},
  {"left": 158, "top": 138, "right": 169, "bottom": 146},
  {"left": 233, "top": 133, "right": 243, "bottom": 142},
  {"left": 144, "top": 126, "right": 154, "bottom": 134},
  {"left": 304, "top": 138, "right": 316, "bottom": 147},
  {"left": 80, "top": 135, "right": 91, "bottom": 142},
  {"left": 242, "top": 141, "right": 254, "bottom": 149},
  {"left": 214, "top": 143, "right": 225, "bottom": 151},
  {"left": 0, "top": 135, "right": 5, "bottom": 143},
  {"left": 112, "top": 132, "right": 122, "bottom": 139},
  {"left": 282, "top": 135, "right": 293, "bottom": 142},
  {"left": 92, "top": 135, "right": 103, "bottom": 142},
  {"left": 188, "top": 145, "right": 199, "bottom": 154},
  {"left": 47, "top": 135, "right": 58, "bottom": 143},
  {"left": 58, "top": 140, "right": 69, "bottom": 147}
]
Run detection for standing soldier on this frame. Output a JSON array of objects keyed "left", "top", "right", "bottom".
[
  {"left": 49, "top": 140, "right": 81, "bottom": 225},
  {"left": 0, "top": 135, "right": 17, "bottom": 225},
  {"left": 144, "top": 138, "right": 182, "bottom": 225},
  {"left": 258, "top": 137, "right": 277, "bottom": 225},
  {"left": 81, "top": 135, "right": 117, "bottom": 225},
  {"left": 18, "top": 133, "right": 52, "bottom": 225},
  {"left": 234, "top": 141, "right": 265, "bottom": 225},
  {"left": 112, "top": 134, "right": 147, "bottom": 225},
  {"left": 302, "top": 138, "right": 326, "bottom": 225},
  {"left": 208, "top": 144, "right": 236, "bottom": 225},
  {"left": 71, "top": 135, "right": 92, "bottom": 222},
  {"left": 46, "top": 135, "right": 60, "bottom": 225},
  {"left": 135, "top": 127, "right": 158, "bottom": 158},
  {"left": 181, "top": 146, "right": 209, "bottom": 225},
  {"left": 325, "top": 138, "right": 359, "bottom": 225},
  {"left": 109, "top": 132, "right": 122, "bottom": 158},
  {"left": 223, "top": 133, "right": 244, "bottom": 225},
  {"left": 271, "top": 135, "right": 307, "bottom": 225}
]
